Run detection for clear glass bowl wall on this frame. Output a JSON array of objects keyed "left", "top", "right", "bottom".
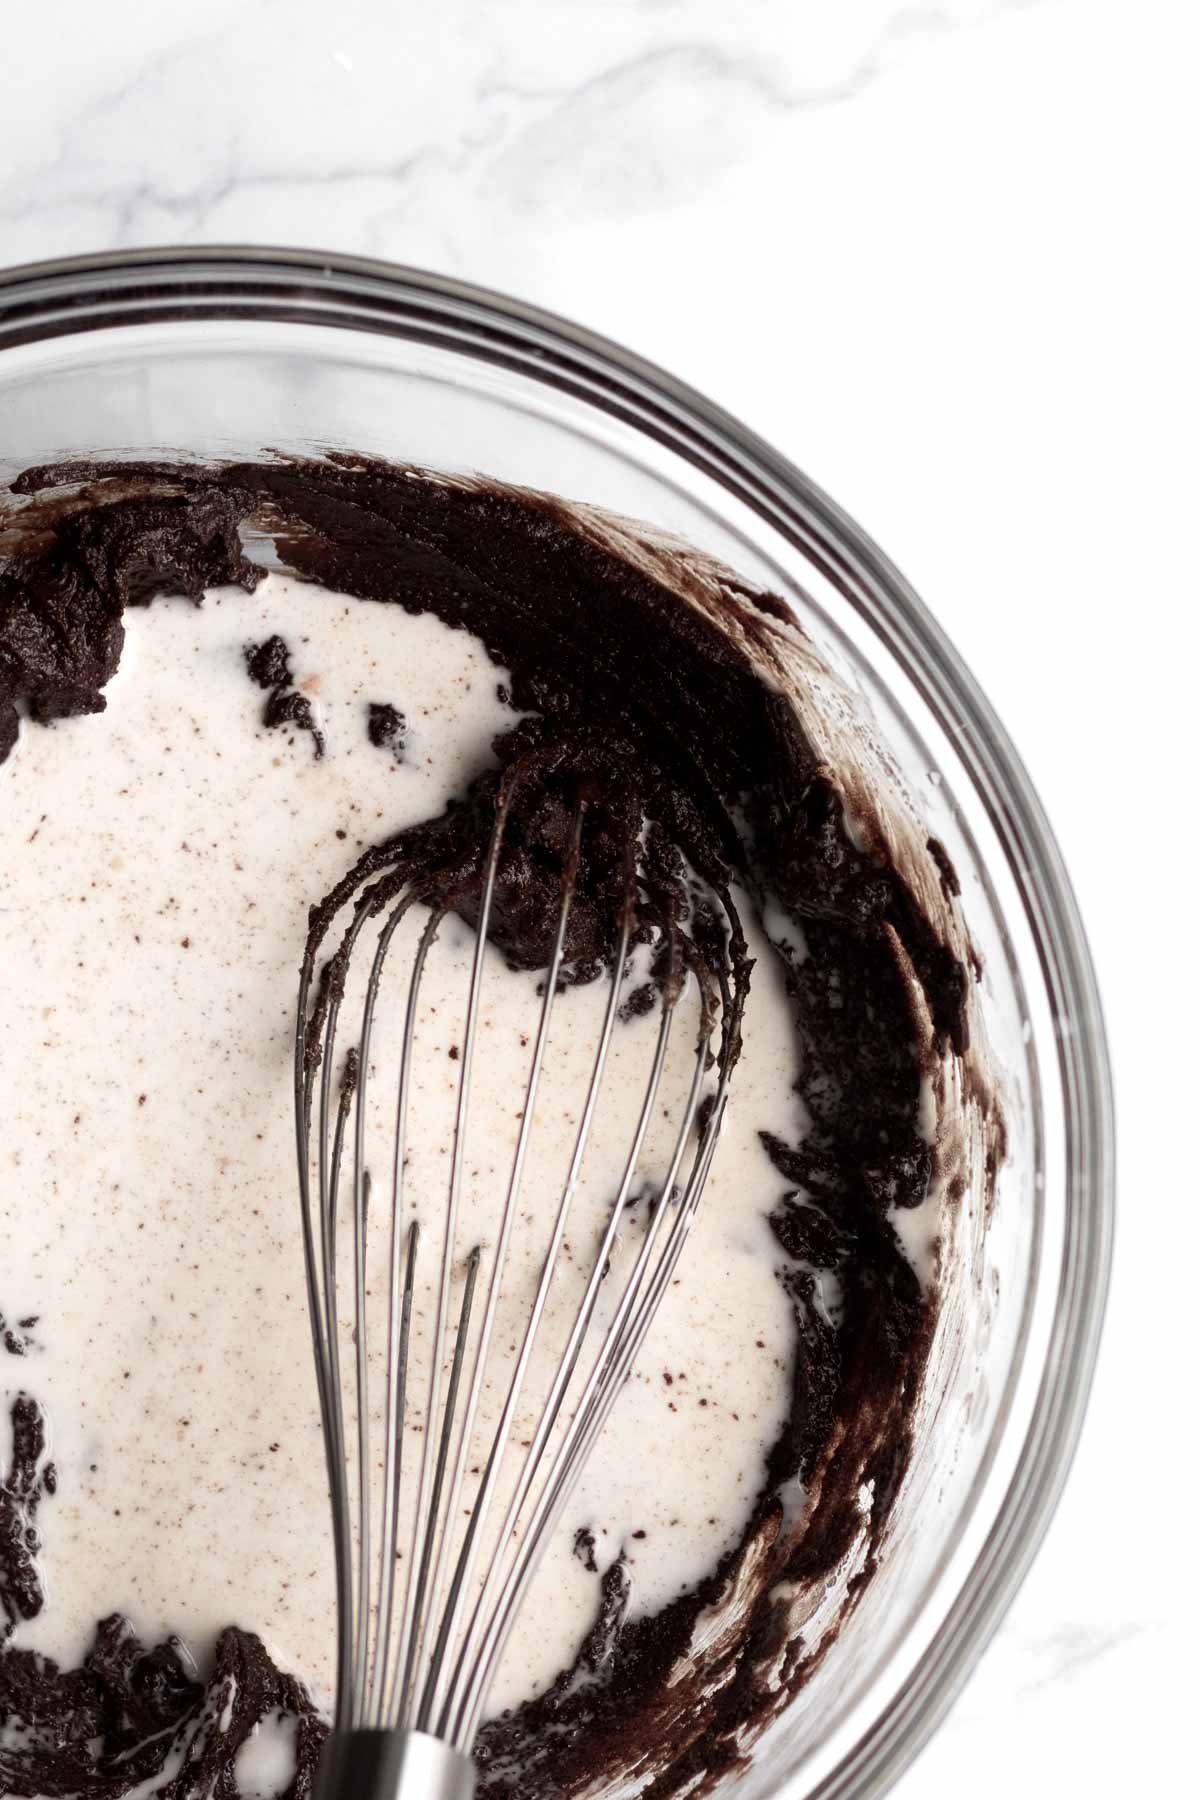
[{"left": 0, "top": 252, "right": 1113, "bottom": 1800}]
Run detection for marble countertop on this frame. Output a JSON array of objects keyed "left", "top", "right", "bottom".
[{"left": 2, "top": 0, "right": 1193, "bottom": 1791}]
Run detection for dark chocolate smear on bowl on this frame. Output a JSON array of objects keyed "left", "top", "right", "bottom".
[{"left": 0, "top": 455, "right": 982, "bottom": 1799}]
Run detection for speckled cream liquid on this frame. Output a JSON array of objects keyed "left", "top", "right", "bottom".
[{"left": 1, "top": 574, "right": 805, "bottom": 1722}]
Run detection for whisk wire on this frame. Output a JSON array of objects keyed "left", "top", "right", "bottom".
[
  {"left": 310, "top": 898, "right": 378, "bottom": 1724},
  {"left": 312, "top": 1033, "right": 355, "bottom": 1724},
  {"left": 369, "top": 1214, "right": 420, "bottom": 1725},
  {"left": 369, "top": 901, "right": 444, "bottom": 1723},
  {"left": 318, "top": 890, "right": 405, "bottom": 1721},
  {"left": 392, "top": 798, "right": 512, "bottom": 1722},
  {"left": 403, "top": 1239, "right": 482, "bottom": 1720}
]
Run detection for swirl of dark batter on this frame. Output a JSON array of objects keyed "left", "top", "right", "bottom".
[{"left": 0, "top": 456, "right": 977, "bottom": 1800}]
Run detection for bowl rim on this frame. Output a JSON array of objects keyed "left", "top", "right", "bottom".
[{"left": 0, "top": 245, "right": 1115, "bottom": 1797}]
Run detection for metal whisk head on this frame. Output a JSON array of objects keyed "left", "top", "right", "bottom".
[{"left": 294, "top": 767, "right": 742, "bottom": 1800}]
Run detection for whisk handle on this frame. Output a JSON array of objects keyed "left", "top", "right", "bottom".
[{"left": 315, "top": 1728, "right": 476, "bottom": 1800}]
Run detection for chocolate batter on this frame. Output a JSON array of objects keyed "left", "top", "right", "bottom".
[{"left": 0, "top": 455, "right": 987, "bottom": 1800}]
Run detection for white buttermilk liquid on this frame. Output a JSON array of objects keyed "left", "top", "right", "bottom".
[{"left": 0, "top": 575, "right": 803, "bottom": 1719}]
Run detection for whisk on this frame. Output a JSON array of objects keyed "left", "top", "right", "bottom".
[{"left": 294, "top": 766, "right": 742, "bottom": 1800}]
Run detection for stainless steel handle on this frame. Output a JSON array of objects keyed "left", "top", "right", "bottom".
[{"left": 315, "top": 1728, "right": 476, "bottom": 1800}]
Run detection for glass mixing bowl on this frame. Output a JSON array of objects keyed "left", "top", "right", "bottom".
[{"left": 0, "top": 248, "right": 1113, "bottom": 1799}]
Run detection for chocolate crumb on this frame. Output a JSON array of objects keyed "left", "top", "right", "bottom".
[
  {"left": 367, "top": 700, "right": 406, "bottom": 762},
  {"left": 243, "top": 635, "right": 325, "bottom": 759},
  {"left": 244, "top": 635, "right": 292, "bottom": 691}
]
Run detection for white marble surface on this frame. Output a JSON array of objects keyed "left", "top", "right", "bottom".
[{"left": 2, "top": 0, "right": 1196, "bottom": 1791}]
